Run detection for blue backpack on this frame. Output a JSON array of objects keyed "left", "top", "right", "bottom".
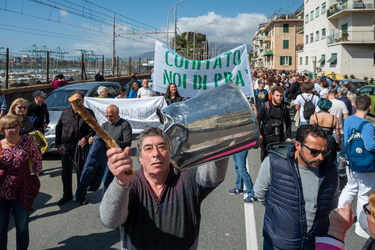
[{"left": 345, "top": 121, "right": 375, "bottom": 172}]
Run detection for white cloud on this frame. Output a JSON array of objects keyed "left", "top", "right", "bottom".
[
  {"left": 72, "top": 12, "right": 269, "bottom": 58},
  {"left": 177, "top": 12, "right": 268, "bottom": 44},
  {"left": 59, "top": 9, "right": 69, "bottom": 17}
]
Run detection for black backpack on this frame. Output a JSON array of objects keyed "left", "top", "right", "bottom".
[{"left": 301, "top": 94, "right": 316, "bottom": 120}]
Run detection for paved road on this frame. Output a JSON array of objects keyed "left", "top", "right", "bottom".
[{"left": 7, "top": 139, "right": 369, "bottom": 250}]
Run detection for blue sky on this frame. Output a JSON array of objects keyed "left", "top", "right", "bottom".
[{"left": 0, "top": 0, "right": 301, "bottom": 58}]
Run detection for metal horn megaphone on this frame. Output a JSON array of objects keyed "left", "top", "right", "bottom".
[{"left": 157, "top": 82, "right": 260, "bottom": 171}]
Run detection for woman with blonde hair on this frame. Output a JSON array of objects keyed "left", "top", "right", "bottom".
[
  {"left": 315, "top": 192, "right": 375, "bottom": 249},
  {"left": 7, "top": 98, "right": 35, "bottom": 134},
  {"left": 0, "top": 115, "right": 42, "bottom": 249},
  {"left": 128, "top": 81, "right": 140, "bottom": 98}
]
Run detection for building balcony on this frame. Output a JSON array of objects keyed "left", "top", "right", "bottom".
[
  {"left": 264, "top": 35, "right": 271, "bottom": 42},
  {"left": 296, "top": 26, "right": 304, "bottom": 34},
  {"left": 327, "top": 1, "right": 375, "bottom": 19},
  {"left": 264, "top": 50, "right": 273, "bottom": 56},
  {"left": 294, "top": 3, "right": 304, "bottom": 16},
  {"left": 296, "top": 43, "right": 304, "bottom": 51},
  {"left": 327, "top": 29, "right": 375, "bottom": 45}
]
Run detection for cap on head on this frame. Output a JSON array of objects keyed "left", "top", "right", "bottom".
[{"left": 33, "top": 90, "right": 47, "bottom": 98}]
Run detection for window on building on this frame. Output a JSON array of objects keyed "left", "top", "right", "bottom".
[
  {"left": 280, "top": 56, "right": 292, "bottom": 66},
  {"left": 283, "top": 24, "right": 289, "bottom": 33},
  {"left": 283, "top": 40, "right": 289, "bottom": 49},
  {"left": 305, "top": 56, "right": 309, "bottom": 65},
  {"left": 316, "top": 31, "right": 320, "bottom": 41},
  {"left": 341, "top": 23, "right": 348, "bottom": 34},
  {"left": 322, "top": 28, "right": 326, "bottom": 39},
  {"left": 306, "top": 35, "right": 309, "bottom": 44},
  {"left": 310, "top": 33, "right": 314, "bottom": 43},
  {"left": 300, "top": 57, "right": 303, "bottom": 65},
  {"left": 373, "top": 53, "right": 375, "bottom": 65},
  {"left": 318, "top": 54, "right": 326, "bottom": 66},
  {"left": 322, "top": 2, "right": 326, "bottom": 14},
  {"left": 265, "top": 31, "right": 269, "bottom": 36},
  {"left": 316, "top": 7, "right": 320, "bottom": 17},
  {"left": 327, "top": 53, "right": 337, "bottom": 65},
  {"left": 310, "top": 11, "right": 314, "bottom": 20},
  {"left": 305, "top": 14, "right": 309, "bottom": 23}
]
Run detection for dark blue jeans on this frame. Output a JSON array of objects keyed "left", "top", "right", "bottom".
[
  {"left": 263, "top": 239, "right": 282, "bottom": 250},
  {"left": 74, "top": 136, "right": 107, "bottom": 202},
  {"left": 233, "top": 150, "right": 254, "bottom": 197},
  {"left": 0, "top": 199, "right": 30, "bottom": 250}
]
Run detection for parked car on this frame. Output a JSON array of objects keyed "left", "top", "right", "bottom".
[
  {"left": 44, "top": 81, "right": 121, "bottom": 153},
  {"left": 338, "top": 79, "right": 368, "bottom": 92},
  {"left": 358, "top": 85, "right": 375, "bottom": 116}
]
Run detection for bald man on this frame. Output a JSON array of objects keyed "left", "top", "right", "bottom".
[{"left": 74, "top": 105, "right": 132, "bottom": 204}]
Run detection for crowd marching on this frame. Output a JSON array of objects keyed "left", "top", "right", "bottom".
[{"left": 1, "top": 68, "right": 375, "bottom": 249}]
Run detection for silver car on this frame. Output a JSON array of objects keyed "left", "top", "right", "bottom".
[{"left": 44, "top": 81, "right": 121, "bottom": 153}]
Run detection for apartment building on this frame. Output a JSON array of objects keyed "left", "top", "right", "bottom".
[
  {"left": 253, "top": 15, "right": 303, "bottom": 70},
  {"left": 298, "top": 0, "right": 375, "bottom": 78},
  {"left": 252, "top": 23, "right": 267, "bottom": 68},
  {"left": 252, "top": 15, "right": 304, "bottom": 71}
]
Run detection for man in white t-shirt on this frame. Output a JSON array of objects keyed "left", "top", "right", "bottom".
[
  {"left": 325, "top": 89, "right": 349, "bottom": 134},
  {"left": 137, "top": 79, "right": 154, "bottom": 98},
  {"left": 295, "top": 82, "right": 320, "bottom": 125}
]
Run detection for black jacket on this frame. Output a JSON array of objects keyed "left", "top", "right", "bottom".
[
  {"left": 55, "top": 107, "right": 96, "bottom": 153},
  {"left": 27, "top": 102, "right": 50, "bottom": 130}
]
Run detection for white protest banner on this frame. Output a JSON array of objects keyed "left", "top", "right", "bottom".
[
  {"left": 153, "top": 41, "right": 253, "bottom": 98},
  {"left": 84, "top": 96, "right": 167, "bottom": 133}
]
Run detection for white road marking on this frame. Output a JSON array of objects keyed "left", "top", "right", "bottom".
[
  {"left": 244, "top": 159, "right": 259, "bottom": 250},
  {"left": 245, "top": 201, "right": 258, "bottom": 250}
]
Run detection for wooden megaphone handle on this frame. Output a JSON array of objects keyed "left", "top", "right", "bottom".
[{"left": 68, "top": 95, "right": 134, "bottom": 175}]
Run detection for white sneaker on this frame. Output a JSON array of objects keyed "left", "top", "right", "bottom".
[{"left": 355, "top": 226, "right": 370, "bottom": 238}]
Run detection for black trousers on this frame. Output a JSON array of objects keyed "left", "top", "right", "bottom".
[{"left": 60, "top": 152, "right": 81, "bottom": 198}]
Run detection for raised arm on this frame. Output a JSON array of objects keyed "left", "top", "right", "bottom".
[{"left": 100, "top": 147, "right": 133, "bottom": 229}]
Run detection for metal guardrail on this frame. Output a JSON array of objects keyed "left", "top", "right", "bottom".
[
  {"left": 327, "top": 30, "right": 375, "bottom": 44},
  {"left": 327, "top": 1, "right": 375, "bottom": 17}
]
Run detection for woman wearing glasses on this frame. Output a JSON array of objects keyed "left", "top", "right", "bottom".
[
  {"left": 7, "top": 98, "right": 35, "bottom": 134},
  {"left": 0, "top": 115, "right": 43, "bottom": 249},
  {"left": 316, "top": 193, "right": 375, "bottom": 249}
]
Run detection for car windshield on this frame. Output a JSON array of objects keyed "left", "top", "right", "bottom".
[
  {"left": 45, "top": 89, "right": 89, "bottom": 110},
  {"left": 354, "top": 82, "right": 368, "bottom": 89}
]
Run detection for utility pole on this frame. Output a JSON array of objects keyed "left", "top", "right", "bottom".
[
  {"left": 113, "top": 14, "right": 116, "bottom": 76},
  {"left": 174, "top": 8, "right": 177, "bottom": 51}
]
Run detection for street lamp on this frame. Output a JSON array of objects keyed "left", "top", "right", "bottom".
[
  {"left": 193, "top": 22, "right": 212, "bottom": 60},
  {"left": 166, "top": 0, "right": 186, "bottom": 47}
]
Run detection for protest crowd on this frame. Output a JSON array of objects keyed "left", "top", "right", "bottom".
[{"left": 1, "top": 66, "right": 375, "bottom": 250}]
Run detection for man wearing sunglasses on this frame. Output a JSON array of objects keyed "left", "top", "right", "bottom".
[
  {"left": 74, "top": 104, "right": 132, "bottom": 204},
  {"left": 254, "top": 124, "right": 339, "bottom": 249}
]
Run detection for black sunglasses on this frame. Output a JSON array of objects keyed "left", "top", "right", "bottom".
[
  {"left": 301, "top": 143, "right": 330, "bottom": 157},
  {"left": 364, "top": 203, "right": 371, "bottom": 215}
]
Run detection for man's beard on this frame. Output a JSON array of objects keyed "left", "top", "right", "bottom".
[{"left": 299, "top": 150, "right": 322, "bottom": 168}]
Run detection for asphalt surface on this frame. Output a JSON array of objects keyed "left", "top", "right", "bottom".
[{"left": 6, "top": 121, "right": 372, "bottom": 249}]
